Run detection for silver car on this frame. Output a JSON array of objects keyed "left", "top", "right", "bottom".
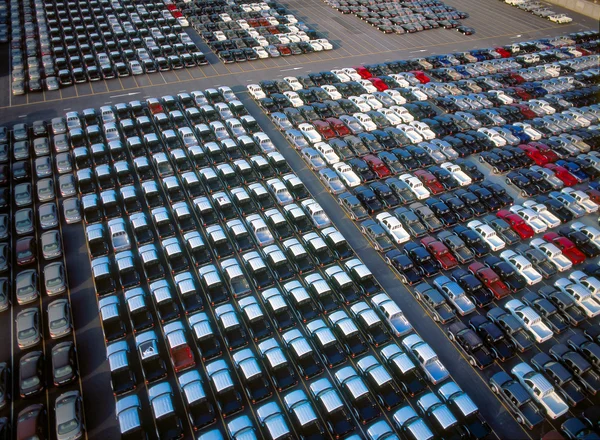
[
  {"left": 34, "top": 156, "right": 52, "bottom": 179},
  {"left": 56, "top": 153, "right": 73, "bottom": 175},
  {"left": 48, "top": 299, "right": 72, "bottom": 339},
  {"left": 319, "top": 168, "right": 346, "bottom": 194},
  {"left": 44, "top": 262, "right": 67, "bottom": 296},
  {"left": 301, "top": 147, "right": 326, "bottom": 170},
  {"left": 63, "top": 198, "right": 82, "bottom": 224},
  {"left": 51, "top": 117, "right": 67, "bottom": 135},
  {"left": 38, "top": 203, "right": 59, "bottom": 230},
  {"left": 433, "top": 275, "right": 475, "bottom": 316},
  {"left": 37, "top": 178, "right": 55, "bottom": 202},
  {"left": 530, "top": 166, "right": 563, "bottom": 189},
  {"left": 16, "top": 269, "right": 39, "bottom": 305},
  {"left": 41, "top": 230, "right": 62, "bottom": 260},
  {"left": 55, "top": 390, "right": 84, "bottom": 440},
  {"left": 285, "top": 129, "right": 310, "bottom": 150},
  {"left": 58, "top": 175, "right": 76, "bottom": 198},
  {"left": 17, "top": 308, "right": 41, "bottom": 350}
]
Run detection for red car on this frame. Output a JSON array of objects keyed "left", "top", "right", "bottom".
[
  {"left": 585, "top": 187, "right": 600, "bottom": 205},
  {"left": 166, "top": 4, "right": 177, "bottom": 10},
  {"left": 414, "top": 170, "right": 444, "bottom": 194},
  {"left": 421, "top": 236, "right": 458, "bottom": 270},
  {"left": 496, "top": 210, "right": 534, "bottom": 239},
  {"left": 368, "top": 78, "right": 388, "bottom": 91},
  {"left": 352, "top": 66, "right": 372, "bottom": 79},
  {"left": 172, "top": 11, "right": 183, "bottom": 18},
  {"left": 325, "top": 117, "right": 350, "bottom": 137},
  {"left": 468, "top": 262, "right": 510, "bottom": 299},
  {"left": 312, "top": 120, "right": 336, "bottom": 140},
  {"left": 544, "top": 163, "right": 578, "bottom": 187},
  {"left": 266, "top": 26, "right": 280, "bottom": 34},
  {"left": 511, "top": 87, "right": 531, "bottom": 101},
  {"left": 511, "top": 104, "right": 537, "bottom": 120},
  {"left": 409, "top": 70, "right": 430, "bottom": 84},
  {"left": 247, "top": 18, "right": 260, "bottom": 27},
  {"left": 495, "top": 47, "right": 511, "bottom": 58},
  {"left": 258, "top": 18, "right": 270, "bottom": 26},
  {"left": 363, "top": 154, "right": 391, "bottom": 178},
  {"left": 543, "top": 232, "right": 586, "bottom": 265},
  {"left": 277, "top": 44, "right": 291, "bottom": 56},
  {"left": 508, "top": 72, "right": 525, "bottom": 84},
  {"left": 530, "top": 142, "right": 559, "bottom": 163},
  {"left": 518, "top": 144, "right": 548, "bottom": 166}
]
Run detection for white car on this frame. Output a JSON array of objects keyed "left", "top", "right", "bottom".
[
  {"left": 409, "top": 121, "right": 436, "bottom": 140},
  {"left": 431, "top": 140, "right": 458, "bottom": 160},
  {"left": 389, "top": 73, "right": 412, "bottom": 87},
  {"left": 408, "top": 87, "right": 428, "bottom": 101},
  {"left": 530, "top": 238, "right": 572, "bottom": 272},
  {"left": 332, "top": 162, "right": 361, "bottom": 188},
  {"left": 505, "top": 299, "right": 553, "bottom": 343},
  {"left": 500, "top": 250, "right": 543, "bottom": 286},
  {"left": 360, "top": 94, "right": 383, "bottom": 110},
  {"left": 298, "top": 124, "right": 322, "bottom": 144},
  {"left": 254, "top": 47, "right": 269, "bottom": 58},
  {"left": 341, "top": 67, "right": 362, "bottom": 79},
  {"left": 383, "top": 90, "right": 406, "bottom": 105},
  {"left": 309, "top": 41, "right": 323, "bottom": 51},
  {"left": 570, "top": 222, "right": 600, "bottom": 249},
  {"left": 561, "top": 188, "right": 598, "bottom": 213},
  {"left": 380, "top": 108, "right": 403, "bottom": 126},
  {"left": 530, "top": 99, "right": 556, "bottom": 115},
  {"left": 511, "top": 363, "right": 569, "bottom": 420},
  {"left": 569, "top": 270, "right": 600, "bottom": 301},
  {"left": 554, "top": 278, "right": 600, "bottom": 317},
  {"left": 522, "top": 201, "right": 561, "bottom": 228},
  {"left": 253, "top": 133, "right": 276, "bottom": 153},
  {"left": 440, "top": 162, "right": 471, "bottom": 186},
  {"left": 389, "top": 106, "right": 414, "bottom": 123},
  {"left": 488, "top": 90, "right": 514, "bottom": 105},
  {"left": 316, "top": 38, "right": 332, "bottom": 50},
  {"left": 477, "top": 128, "right": 507, "bottom": 147},
  {"left": 314, "top": 142, "right": 340, "bottom": 165},
  {"left": 399, "top": 174, "right": 430, "bottom": 200},
  {"left": 283, "top": 91, "right": 303, "bottom": 108},
  {"left": 375, "top": 212, "right": 410, "bottom": 244},
  {"left": 353, "top": 113, "right": 377, "bottom": 132},
  {"left": 509, "top": 206, "right": 547, "bottom": 233},
  {"left": 549, "top": 13, "right": 572, "bottom": 23},
  {"left": 398, "top": 125, "right": 423, "bottom": 144},
  {"left": 371, "top": 293, "right": 412, "bottom": 337},
  {"left": 301, "top": 148, "right": 326, "bottom": 170},
  {"left": 349, "top": 96, "right": 371, "bottom": 113},
  {"left": 247, "top": 84, "right": 266, "bottom": 100},
  {"left": 322, "top": 85, "right": 341, "bottom": 100},
  {"left": 283, "top": 76, "right": 302, "bottom": 91},
  {"left": 330, "top": 70, "right": 350, "bottom": 82},
  {"left": 467, "top": 220, "right": 506, "bottom": 251},
  {"left": 357, "top": 79, "right": 377, "bottom": 93}
]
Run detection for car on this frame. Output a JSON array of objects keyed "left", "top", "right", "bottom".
[
  {"left": 488, "top": 371, "right": 545, "bottom": 430},
  {"left": 375, "top": 212, "right": 410, "bottom": 244},
  {"left": 500, "top": 250, "right": 543, "bottom": 286},
  {"left": 554, "top": 278, "right": 600, "bottom": 318},
  {"left": 505, "top": 299, "right": 553, "bottom": 343},
  {"left": 420, "top": 237, "right": 458, "bottom": 270},
  {"left": 487, "top": 307, "right": 535, "bottom": 353},
  {"left": 549, "top": 344, "right": 600, "bottom": 396},
  {"left": 52, "top": 341, "right": 78, "bottom": 387},
  {"left": 447, "top": 322, "right": 494, "bottom": 369},
  {"left": 402, "top": 334, "right": 449, "bottom": 384},
  {"left": 55, "top": 391, "right": 84, "bottom": 440},
  {"left": 433, "top": 275, "right": 475, "bottom": 316},
  {"left": 544, "top": 232, "right": 586, "bottom": 265},
  {"left": 48, "top": 299, "right": 72, "bottom": 339},
  {"left": 496, "top": 210, "right": 534, "bottom": 240}
]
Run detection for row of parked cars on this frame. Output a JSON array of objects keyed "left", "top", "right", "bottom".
[
  {"left": 323, "top": 0, "right": 471, "bottom": 34},
  {"left": 186, "top": 0, "right": 333, "bottom": 62},
  {"left": 11, "top": 0, "right": 209, "bottom": 94},
  {"left": 504, "top": 0, "right": 573, "bottom": 24},
  {"left": 51, "top": 88, "right": 486, "bottom": 439},
  {"left": 0, "top": 117, "right": 86, "bottom": 439},
  {"left": 245, "top": 30, "right": 600, "bottom": 437}
]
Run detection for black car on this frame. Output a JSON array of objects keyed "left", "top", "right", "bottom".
[
  {"left": 451, "top": 268, "right": 492, "bottom": 308},
  {"left": 454, "top": 189, "right": 487, "bottom": 217},
  {"left": 369, "top": 182, "right": 400, "bottom": 208},
  {"left": 384, "top": 249, "right": 422, "bottom": 285},
  {"left": 447, "top": 321, "right": 494, "bottom": 370},
  {"left": 483, "top": 255, "right": 526, "bottom": 292},
  {"left": 469, "top": 315, "right": 515, "bottom": 362},
  {"left": 454, "top": 158, "right": 485, "bottom": 182},
  {"left": 349, "top": 159, "right": 376, "bottom": 183},
  {"left": 531, "top": 352, "right": 586, "bottom": 407},
  {"left": 403, "top": 242, "right": 439, "bottom": 277},
  {"left": 479, "top": 151, "right": 508, "bottom": 174},
  {"left": 354, "top": 186, "right": 383, "bottom": 214},
  {"left": 425, "top": 199, "right": 458, "bottom": 226},
  {"left": 453, "top": 225, "right": 489, "bottom": 257},
  {"left": 480, "top": 182, "right": 512, "bottom": 207},
  {"left": 558, "top": 227, "right": 600, "bottom": 258},
  {"left": 469, "top": 185, "right": 501, "bottom": 212},
  {"left": 505, "top": 171, "right": 537, "bottom": 197},
  {"left": 439, "top": 194, "right": 473, "bottom": 222}
]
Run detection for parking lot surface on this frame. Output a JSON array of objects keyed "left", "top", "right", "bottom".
[{"left": 0, "top": 0, "right": 599, "bottom": 439}]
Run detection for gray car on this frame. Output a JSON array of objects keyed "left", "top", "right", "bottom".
[
  {"left": 38, "top": 203, "right": 59, "bottom": 230},
  {"left": 51, "top": 117, "right": 67, "bottom": 135},
  {"left": 34, "top": 156, "right": 52, "bottom": 179},
  {"left": 15, "top": 208, "right": 34, "bottom": 235},
  {"left": 0, "top": 278, "right": 9, "bottom": 312},
  {"left": 56, "top": 153, "right": 73, "bottom": 175},
  {"left": 55, "top": 390, "right": 84, "bottom": 440},
  {"left": 319, "top": 168, "right": 346, "bottom": 194},
  {"left": 37, "top": 178, "right": 55, "bottom": 202},
  {"left": 15, "top": 183, "right": 32, "bottom": 207},
  {"left": 34, "top": 138, "right": 50, "bottom": 157},
  {"left": 0, "top": 362, "right": 8, "bottom": 410},
  {"left": 433, "top": 275, "right": 476, "bottom": 316},
  {"left": 0, "top": 215, "right": 7, "bottom": 241},
  {"left": 16, "top": 269, "right": 39, "bottom": 305},
  {"left": 58, "top": 175, "right": 76, "bottom": 198},
  {"left": 48, "top": 299, "right": 72, "bottom": 339},
  {"left": 0, "top": 244, "right": 7, "bottom": 274},
  {"left": 63, "top": 198, "right": 82, "bottom": 224},
  {"left": 41, "top": 230, "right": 62, "bottom": 260},
  {"left": 44, "top": 262, "right": 67, "bottom": 296},
  {"left": 16, "top": 308, "right": 41, "bottom": 350}
]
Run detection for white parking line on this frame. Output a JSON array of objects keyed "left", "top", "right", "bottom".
[{"left": 109, "top": 92, "right": 141, "bottom": 98}]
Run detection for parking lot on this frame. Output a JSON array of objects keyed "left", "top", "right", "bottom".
[{"left": 0, "top": 0, "right": 599, "bottom": 439}]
